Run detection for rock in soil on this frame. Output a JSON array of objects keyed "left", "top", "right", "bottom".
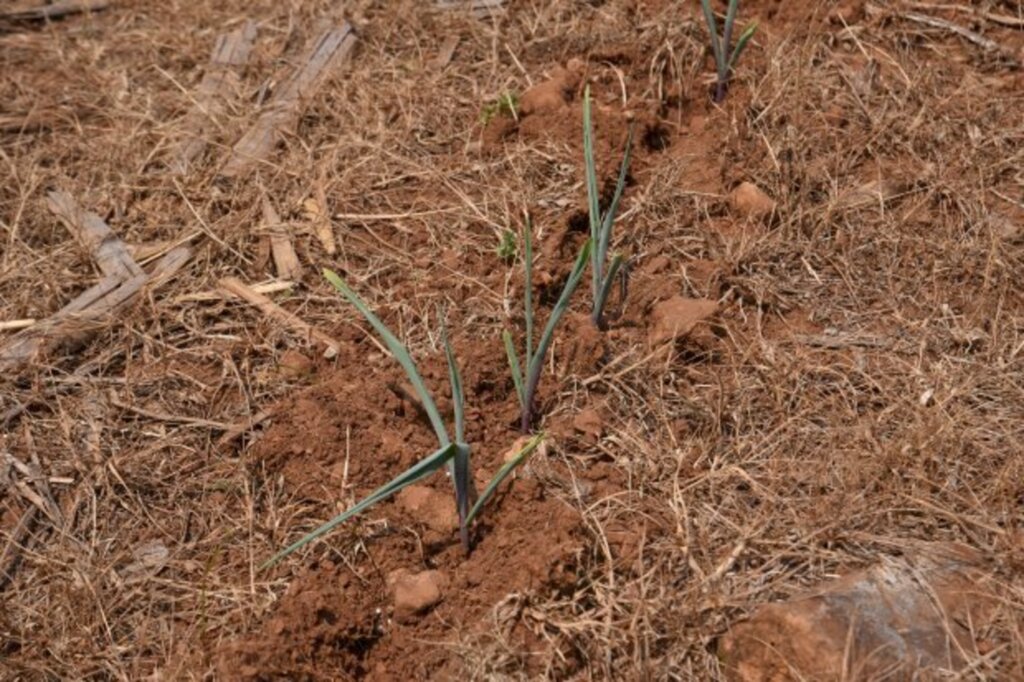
[
  {"left": 395, "top": 485, "right": 458, "bottom": 534},
  {"left": 729, "top": 181, "right": 776, "bottom": 220},
  {"left": 277, "top": 350, "right": 314, "bottom": 378},
  {"left": 719, "top": 542, "right": 995, "bottom": 681},
  {"left": 648, "top": 296, "right": 718, "bottom": 346},
  {"left": 388, "top": 569, "right": 447, "bottom": 623}
]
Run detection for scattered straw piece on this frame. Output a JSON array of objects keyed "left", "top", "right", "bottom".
[{"left": 219, "top": 276, "right": 340, "bottom": 357}]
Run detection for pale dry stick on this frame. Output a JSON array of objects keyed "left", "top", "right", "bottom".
[
  {"left": 0, "top": 319, "right": 35, "bottom": 331},
  {"left": 899, "top": 9, "right": 1020, "bottom": 63},
  {"left": 220, "top": 24, "right": 357, "bottom": 178},
  {"left": 175, "top": 279, "right": 293, "bottom": 303},
  {"left": 219, "top": 276, "right": 342, "bottom": 358},
  {"left": 0, "top": 247, "right": 191, "bottom": 371},
  {"left": 262, "top": 196, "right": 301, "bottom": 280},
  {"left": 46, "top": 190, "right": 143, "bottom": 280},
  {"left": 905, "top": 1, "right": 1024, "bottom": 29},
  {"left": 168, "top": 21, "right": 257, "bottom": 175},
  {"left": 0, "top": 0, "right": 108, "bottom": 21},
  {"left": 129, "top": 230, "right": 202, "bottom": 266}
]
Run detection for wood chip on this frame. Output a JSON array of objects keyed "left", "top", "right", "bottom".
[
  {"left": 0, "top": 247, "right": 191, "bottom": 372},
  {"left": 219, "top": 276, "right": 340, "bottom": 357},
  {"left": 46, "top": 190, "right": 143, "bottom": 280},
  {"left": 432, "top": 35, "right": 460, "bottom": 69},
  {"left": 219, "top": 24, "right": 357, "bottom": 178},
  {"left": 437, "top": 0, "right": 505, "bottom": 19},
  {"left": 301, "top": 190, "right": 335, "bottom": 255},
  {"left": 263, "top": 196, "right": 301, "bottom": 279},
  {"left": 1, "top": 0, "right": 108, "bottom": 22},
  {"left": 168, "top": 21, "right": 257, "bottom": 175}
]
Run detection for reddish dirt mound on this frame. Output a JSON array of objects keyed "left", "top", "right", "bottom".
[{"left": 218, "top": 338, "right": 589, "bottom": 678}]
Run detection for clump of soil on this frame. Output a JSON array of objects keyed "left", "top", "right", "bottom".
[{"left": 222, "top": 336, "right": 588, "bottom": 677}]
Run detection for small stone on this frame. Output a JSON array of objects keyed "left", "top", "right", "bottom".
[
  {"left": 572, "top": 408, "right": 603, "bottom": 439},
  {"left": 649, "top": 296, "right": 718, "bottom": 346},
  {"left": 278, "top": 350, "right": 314, "bottom": 378},
  {"left": 719, "top": 542, "right": 994, "bottom": 681},
  {"left": 395, "top": 485, "right": 458, "bottom": 534},
  {"left": 729, "top": 182, "right": 776, "bottom": 219},
  {"left": 388, "top": 569, "right": 446, "bottom": 622}
]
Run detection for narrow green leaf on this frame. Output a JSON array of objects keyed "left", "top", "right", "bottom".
[
  {"left": 582, "top": 86, "right": 602, "bottom": 302},
  {"left": 523, "top": 216, "right": 534, "bottom": 369},
  {"left": 261, "top": 442, "right": 458, "bottom": 569},
  {"left": 723, "top": 0, "right": 740, "bottom": 76},
  {"left": 466, "top": 433, "right": 544, "bottom": 525},
  {"left": 442, "top": 322, "right": 465, "bottom": 444},
  {"left": 597, "top": 126, "right": 634, "bottom": 269},
  {"left": 524, "top": 239, "right": 592, "bottom": 411},
  {"left": 441, "top": 322, "right": 474, "bottom": 550},
  {"left": 323, "top": 269, "right": 449, "bottom": 447},
  {"left": 700, "top": 0, "right": 723, "bottom": 74},
  {"left": 502, "top": 330, "right": 525, "bottom": 409},
  {"left": 729, "top": 22, "right": 758, "bottom": 69},
  {"left": 593, "top": 254, "right": 624, "bottom": 326}
]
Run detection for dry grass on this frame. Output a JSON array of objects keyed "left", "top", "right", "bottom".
[{"left": 1, "top": 0, "right": 1023, "bottom": 679}]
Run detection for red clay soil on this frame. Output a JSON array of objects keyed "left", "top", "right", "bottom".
[{"left": 2, "top": 0, "right": 1024, "bottom": 680}]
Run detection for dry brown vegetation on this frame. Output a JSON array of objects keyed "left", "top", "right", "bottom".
[{"left": 1, "top": 0, "right": 1023, "bottom": 679}]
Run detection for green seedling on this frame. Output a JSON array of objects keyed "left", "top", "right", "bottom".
[
  {"left": 503, "top": 218, "right": 592, "bottom": 432},
  {"left": 700, "top": 0, "right": 758, "bottom": 103},
  {"left": 496, "top": 228, "right": 517, "bottom": 261},
  {"left": 480, "top": 91, "right": 519, "bottom": 125},
  {"left": 261, "top": 271, "right": 543, "bottom": 568},
  {"left": 582, "top": 85, "right": 634, "bottom": 329}
]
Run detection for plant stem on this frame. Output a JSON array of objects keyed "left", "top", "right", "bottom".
[
  {"left": 521, "top": 368, "right": 539, "bottom": 433},
  {"left": 715, "top": 78, "right": 728, "bottom": 104}
]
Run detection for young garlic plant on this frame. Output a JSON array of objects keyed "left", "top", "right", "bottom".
[
  {"left": 700, "top": 0, "right": 758, "bottom": 103},
  {"left": 504, "top": 218, "right": 592, "bottom": 432},
  {"left": 582, "top": 85, "right": 634, "bottom": 329},
  {"left": 261, "top": 270, "right": 543, "bottom": 568}
]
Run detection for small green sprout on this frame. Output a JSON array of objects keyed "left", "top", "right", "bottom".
[
  {"left": 261, "top": 271, "right": 544, "bottom": 568},
  {"left": 700, "top": 0, "right": 758, "bottom": 103},
  {"left": 496, "top": 228, "right": 517, "bottom": 261},
  {"left": 503, "top": 217, "right": 592, "bottom": 432},
  {"left": 582, "top": 85, "right": 634, "bottom": 329},
  {"left": 480, "top": 91, "right": 519, "bottom": 125}
]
